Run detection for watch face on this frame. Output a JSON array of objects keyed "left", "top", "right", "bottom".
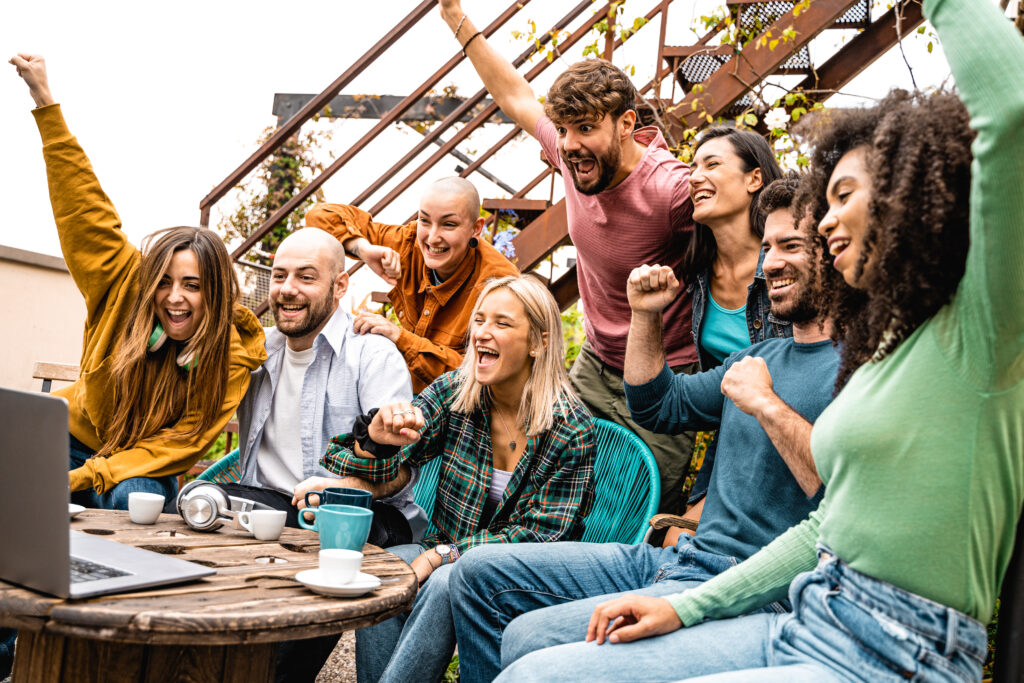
[{"left": 436, "top": 544, "right": 451, "bottom": 555}]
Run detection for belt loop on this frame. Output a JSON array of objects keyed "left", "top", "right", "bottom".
[{"left": 943, "top": 607, "right": 958, "bottom": 657}]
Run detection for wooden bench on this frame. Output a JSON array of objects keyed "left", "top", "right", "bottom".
[{"left": 32, "top": 361, "right": 236, "bottom": 487}]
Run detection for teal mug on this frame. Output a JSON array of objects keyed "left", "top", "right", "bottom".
[
  {"left": 304, "top": 486, "right": 372, "bottom": 510},
  {"left": 298, "top": 504, "right": 374, "bottom": 550}
]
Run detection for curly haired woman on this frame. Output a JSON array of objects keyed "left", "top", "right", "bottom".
[{"left": 487, "top": 0, "right": 1024, "bottom": 680}]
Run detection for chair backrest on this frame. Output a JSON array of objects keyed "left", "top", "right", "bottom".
[
  {"left": 197, "top": 449, "right": 242, "bottom": 485},
  {"left": 32, "top": 361, "right": 80, "bottom": 393},
  {"left": 580, "top": 418, "right": 661, "bottom": 545},
  {"left": 994, "top": 510, "right": 1024, "bottom": 682},
  {"left": 412, "top": 456, "right": 443, "bottom": 537}
]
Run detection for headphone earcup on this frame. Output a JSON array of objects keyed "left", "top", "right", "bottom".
[
  {"left": 176, "top": 349, "right": 197, "bottom": 371},
  {"left": 148, "top": 323, "right": 168, "bottom": 352}
]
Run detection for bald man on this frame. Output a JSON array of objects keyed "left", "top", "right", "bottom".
[
  {"left": 306, "top": 177, "right": 519, "bottom": 392},
  {"left": 222, "top": 228, "right": 424, "bottom": 547}
]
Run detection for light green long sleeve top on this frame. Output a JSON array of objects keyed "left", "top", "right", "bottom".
[{"left": 669, "top": 0, "right": 1024, "bottom": 626}]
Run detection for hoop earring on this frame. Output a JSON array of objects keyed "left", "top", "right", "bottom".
[{"left": 468, "top": 237, "right": 479, "bottom": 248}]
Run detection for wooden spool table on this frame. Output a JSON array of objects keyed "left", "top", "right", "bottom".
[{"left": 0, "top": 510, "right": 417, "bottom": 682}]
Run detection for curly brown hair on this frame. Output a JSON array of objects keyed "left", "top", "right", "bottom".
[
  {"left": 793, "top": 90, "right": 975, "bottom": 389},
  {"left": 544, "top": 59, "right": 637, "bottom": 124}
]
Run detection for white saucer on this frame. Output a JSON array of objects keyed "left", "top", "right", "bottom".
[
  {"left": 69, "top": 503, "right": 85, "bottom": 519},
  {"left": 295, "top": 569, "right": 381, "bottom": 597}
]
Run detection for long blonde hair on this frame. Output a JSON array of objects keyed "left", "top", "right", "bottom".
[
  {"left": 96, "top": 227, "right": 239, "bottom": 458},
  {"left": 452, "top": 274, "right": 580, "bottom": 434}
]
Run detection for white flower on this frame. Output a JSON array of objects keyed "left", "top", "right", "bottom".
[{"left": 764, "top": 107, "right": 790, "bottom": 130}]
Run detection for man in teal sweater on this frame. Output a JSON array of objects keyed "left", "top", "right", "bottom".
[{"left": 448, "top": 178, "right": 846, "bottom": 682}]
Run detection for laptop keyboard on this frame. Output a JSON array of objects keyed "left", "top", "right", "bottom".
[{"left": 70, "top": 557, "right": 131, "bottom": 584}]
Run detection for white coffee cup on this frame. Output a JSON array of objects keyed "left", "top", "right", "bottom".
[
  {"left": 128, "top": 492, "right": 165, "bottom": 525},
  {"left": 238, "top": 509, "right": 287, "bottom": 541},
  {"left": 319, "top": 548, "right": 362, "bottom": 584}
]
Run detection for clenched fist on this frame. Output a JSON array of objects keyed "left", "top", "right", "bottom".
[{"left": 627, "top": 264, "right": 680, "bottom": 314}]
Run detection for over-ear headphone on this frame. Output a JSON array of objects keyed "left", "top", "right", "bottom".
[
  {"left": 148, "top": 323, "right": 197, "bottom": 370},
  {"left": 176, "top": 480, "right": 273, "bottom": 531}
]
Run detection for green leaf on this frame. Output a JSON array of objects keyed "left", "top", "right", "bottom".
[
  {"left": 785, "top": 93, "right": 796, "bottom": 106},
  {"left": 744, "top": 112, "right": 758, "bottom": 126}
]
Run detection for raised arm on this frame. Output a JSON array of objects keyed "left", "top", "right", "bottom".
[
  {"left": 438, "top": 0, "right": 544, "bottom": 135},
  {"left": 720, "top": 357, "right": 821, "bottom": 497},
  {"left": 624, "top": 264, "right": 678, "bottom": 385},
  {"left": 925, "top": 0, "right": 1024, "bottom": 387},
  {"left": 12, "top": 56, "right": 139, "bottom": 322}
]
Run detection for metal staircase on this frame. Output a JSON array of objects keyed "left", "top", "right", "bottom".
[{"left": 200, "top": 0, "right": 925, "bottom": 311}]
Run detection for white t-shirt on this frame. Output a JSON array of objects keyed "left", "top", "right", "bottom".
[{"left": 256, "top": 344, "right": 316, "bottom": 493}]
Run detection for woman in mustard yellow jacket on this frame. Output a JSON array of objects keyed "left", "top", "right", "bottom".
[{"left": 11, "top": 54, "right": 267, "bottom": 510}]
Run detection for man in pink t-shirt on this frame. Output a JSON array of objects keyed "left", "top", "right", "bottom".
[{"left": 440, "top": 1, "right": 698, "bottom": 513}]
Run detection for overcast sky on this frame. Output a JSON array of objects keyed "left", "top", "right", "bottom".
[{"left": 1, "top": 0, "right": 960, "bottom": 260}]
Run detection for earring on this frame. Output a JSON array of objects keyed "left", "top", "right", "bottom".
[
  {"left": 148, "top": 323, "right": 168, "bottom": 352},
  {"left": 468, "top": 237, "right": 479, "bottom": 248},
  {"left": 529, "top": 350, "right": 536, "bottom": 357}
]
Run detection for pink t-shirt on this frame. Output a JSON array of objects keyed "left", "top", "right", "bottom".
[{"left": 535, "top": 116, "right": 697, "bottom": 369}]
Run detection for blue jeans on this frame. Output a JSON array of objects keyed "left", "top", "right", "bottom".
[
  {"left": 449, "top": 536, "right": 782, "bottom": 683},
  {"left": 355, "top": 544, "right": 458, "bottom": 683},
  {"left": 69, "top": 435, "right": 178, "bottom": 511},
  {"left": 498, "top": 548, "right": 987, "bottom": 682}
]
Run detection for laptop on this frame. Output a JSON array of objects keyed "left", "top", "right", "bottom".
[{"left": 0, "top": 386, "right": 214, "bottom": 599}]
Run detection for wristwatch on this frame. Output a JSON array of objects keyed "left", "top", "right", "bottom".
[{"left": 434, "top": 544, "right": 460, "bottom": 566}]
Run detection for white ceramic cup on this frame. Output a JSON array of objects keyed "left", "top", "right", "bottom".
[
  {"left": 128, "top": 492, "right": 165, "bottom": 525},
  {"left": 319, "top": 548, "right": 363, "bottom": 584},
  {"left": 238, "top": 509, "right": 287, "bottom": 541}
]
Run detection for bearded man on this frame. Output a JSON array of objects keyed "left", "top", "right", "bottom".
[
  {"left": 438, "top": 0, "right": 698, "bottom": 513},
  {"left": 222, "top": 228, "right": 423, "bottom": 544}
]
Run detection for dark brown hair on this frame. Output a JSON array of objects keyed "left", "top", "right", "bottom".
[
  {"left": 757, "top": 172, "right": 801, "bottom": 220},
  {"left": 544, "top": 59, "right": 638, "bottom": 124},
  {"left": 681, "top": 127, "right": 784, "bottom": 282},
  {"left": 98, "top": 227, "right": 239, "bottom": 458},
  {"left": 793, "top": 90, "right": 974, "bottom": 389}
]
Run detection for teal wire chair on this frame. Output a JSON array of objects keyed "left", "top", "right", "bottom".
[
  {"left": 580, "top": 418, "right": 660, "bottom": 545},
  {"left": 197, "top": 449, "right": 242, "bottom": 484},
  {"left": 412, "top": 456, "right": 443, "bottom": 537},
  {"left": 409, "top": 418, "right": 660, "bottom": 546}
]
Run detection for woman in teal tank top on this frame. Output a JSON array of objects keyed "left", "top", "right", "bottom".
[{"left": 551, "top": 0, "right": 1024, "bottom": 680}]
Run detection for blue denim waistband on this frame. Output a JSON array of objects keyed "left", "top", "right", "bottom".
[{"left": 815, "top": 546, "right": 987, "bottom": 663}]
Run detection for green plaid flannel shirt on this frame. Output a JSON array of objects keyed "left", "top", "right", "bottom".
[{"left": 321, "top": 371, "right": 595, "bottom": 552}]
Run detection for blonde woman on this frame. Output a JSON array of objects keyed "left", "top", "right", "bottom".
[
  {"left": 317, "top": 274, "right": 595, "bottom": 683},
  {"left": 10, "top": 55, "right": 267, "bottom": 510}
]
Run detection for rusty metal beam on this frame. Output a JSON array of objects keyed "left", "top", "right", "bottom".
[
  {"left": 510, "top": 200, "right": 570, "bottom": 273},
  {"left": 795, "top": 0, "right": 924, "bottom": 96},
  {"left": 201, "top": 0, "right": 434, "bottom": 228},
  {"left": 664, "top": 0, "right": 861, "bottom": 140},
  {"left": 229, "top": 0, "right": 535, "bottom": 260},
  {"left": 551, "top": 265, "right": 580, "bottom": 311},
  {"left": 359, "top": 0, "right": 596, "bottom": 214},
  {"left": 271, "top": 93, "right": 512, "bottom": 124}
]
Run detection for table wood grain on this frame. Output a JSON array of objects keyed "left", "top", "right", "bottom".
[{"left": 0, "top": 509, "right": 417, "bottom": 682}]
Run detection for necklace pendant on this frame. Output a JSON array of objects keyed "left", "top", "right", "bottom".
[{"left": 509, "top": 441, "right": 517, "bottom": 451}]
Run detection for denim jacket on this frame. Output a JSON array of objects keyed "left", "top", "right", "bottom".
[
  {"left": 687, "top": 249, "right": 792, "bottom": 502},
  {"left": 689, "top": 249, "right": 792, "bottom": 372}
]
